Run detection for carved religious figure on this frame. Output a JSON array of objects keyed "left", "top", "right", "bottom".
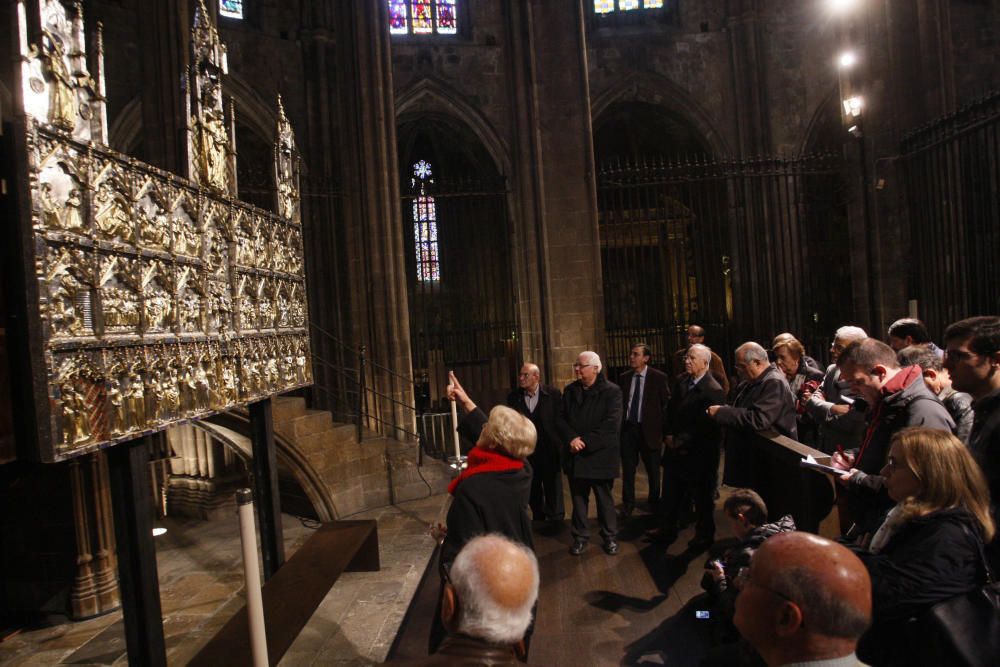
[
  {"left": 94, "top": 187, "right": 134, "bottom": 242},
  {"left": 108, "top": 379, "right": 125, "bottom": 436},
  {"left": 61, "top": 383, "right": 91, "bottom": 446},
  {"left": 44, "top": 33, "right": 77, "bottom": 130},
  {"left": 125, "top": 369, "right": 146, "bottom": 430}
]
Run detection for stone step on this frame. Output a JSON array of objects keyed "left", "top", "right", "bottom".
[
  {"left": 274, "top": 409, "right": 334, "bottom": 440},
  {"left": 272, "top": 396, "right": 308, "bottom": 422}
]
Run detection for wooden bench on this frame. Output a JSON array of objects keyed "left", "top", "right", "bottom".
[{"left": 189, "top": 520, "right": 379, "bottom": 667}]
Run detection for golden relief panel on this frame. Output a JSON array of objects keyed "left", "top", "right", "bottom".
[{"left": 15, "top": 0, "right": 309, "bottom": 462}]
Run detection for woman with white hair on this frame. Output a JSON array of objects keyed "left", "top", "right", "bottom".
[
  {"left": 432, "top": 373, "right": 537, "bottom": 654},
  {"left": 560, "top": 350, "right": 624, "bottom": 556}
]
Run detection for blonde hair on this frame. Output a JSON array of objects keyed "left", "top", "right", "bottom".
[
  {"left": 893, "top": 427, "right": 995, "bottom": 542},
  {"left": 479, "top": 405, "right": 537, "bottom": 460}
]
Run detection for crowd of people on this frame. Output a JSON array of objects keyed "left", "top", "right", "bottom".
[{"left": 399, "top": 315, "right": 999, "bottom": 667}]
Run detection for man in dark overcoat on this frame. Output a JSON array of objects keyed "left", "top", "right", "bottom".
[
  {"left": 659, "top": 344, "right": 727, "bottom": 548},
  {"left": 560, "top": 351, "right": 623, "bottom": 556},
  {"left": 508, "top": 362, "right": 565, "bottom": 521},
  {"left": 617, "top": 343, "right": 671, "bottom": 519},
  {"left": 708, "top": 342, "right": 797, "bottom": 503}
]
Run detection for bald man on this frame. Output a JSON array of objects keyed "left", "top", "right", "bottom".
[
  {"left": 734, "top": 532, "right": 872, "bottom": 667},
  {"left": 386, "top": 534, "right": 540, "bottom": 666},
  {"left": 508, "top": 363, "right": 566, "bottom": 522}
]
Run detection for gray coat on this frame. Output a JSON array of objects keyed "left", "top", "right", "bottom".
[{"left": 714, "top": 364, "right": 798, "bottom": 487}]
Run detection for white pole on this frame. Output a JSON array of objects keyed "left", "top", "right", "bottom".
[
  {"left": 236, "top": 489, "right": 268, "bottom": 667},
  {"left": 449, "top": 383, "right": 461, "bottom": 461}
]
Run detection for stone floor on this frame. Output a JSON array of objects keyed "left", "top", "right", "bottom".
[{"left": 0, "top": 494, "right": 449, "bottom": 666}]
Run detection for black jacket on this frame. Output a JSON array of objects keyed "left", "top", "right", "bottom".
[
  {"left": 714, "top": 364, "right": 798, "bottom": 487},
  {"left": 441, "top": 409, "right": 533, "bottom": 571},
  {"left": 668, "top": 372, "right": 726, "bottom": 451},
  {"left": 855, "top": 508, "right": 983, "bottom": 666},
  {"left": 970, "top": 387, "right": 1000, "bottom": 571},
  {"left": 559, "top": 374, "right": 623, "bottom": 479},
  {"left": 507, "top": 384, "right": 564, "bottom": 472}
]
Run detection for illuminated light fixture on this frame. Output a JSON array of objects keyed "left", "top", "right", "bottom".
[
  {"left": 848, "top": 124, "right": 863, "bottom": 138},
  {"left": 838, "top": 51, "right": 858, "bottom": 69},
  {"left": 827, "top": 0, "right": 860, "bottom": 14},
  {"left": 152, "top": 527, "right": 168, "bottom": 537},
  {"left": 843, "top": 96, "right": 864, "bottom": 117}
]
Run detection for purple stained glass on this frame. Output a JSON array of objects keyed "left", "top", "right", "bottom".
[
  {"left": 389, "top": 1, "right": 408, "bottom": 34},
  {"left": 436, "top": 0, "right": 457, "bottom": 34}
]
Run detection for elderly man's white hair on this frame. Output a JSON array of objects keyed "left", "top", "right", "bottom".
[
  {"left": 578, "top": 350, "right": 602, "bottom": 372},
  {"left": 834, "top": 326, "right": 867, "bottom": 343},
  {"left": 449, "top": 534, "right": 539, "bottom": 645},
  {"left": 736, "top": 341, "right": 769, "bottom": 364},
  {"left": 688, "top": 343, "right": 712, "bottom": 364}
]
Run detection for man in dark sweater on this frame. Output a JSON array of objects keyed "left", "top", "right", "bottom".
[{"left": 944, "top": 315, "right": 1000, "bottom": 571}]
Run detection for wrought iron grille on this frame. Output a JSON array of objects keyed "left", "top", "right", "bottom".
[
  {"left": 900, "top": 91, "right": 1000, "bottom": 339},
  {"left": 597, "top": 153, "right": 849, "bottom": 378}
]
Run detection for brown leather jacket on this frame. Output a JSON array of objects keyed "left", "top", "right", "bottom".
[{"left": 383, "top": 634, "right": 534, "bottom": 666}]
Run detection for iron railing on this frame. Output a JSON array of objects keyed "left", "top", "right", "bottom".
[
  {"left": 596, "top": 153, "right": 849, "bottom": 376},
  {"left": 900, "top": 91, "right": 1000, "bottom": 338}
]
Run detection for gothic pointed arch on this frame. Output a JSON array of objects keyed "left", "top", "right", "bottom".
[
  {"left": 799, "top": 85, "right": 844, "bottom": 156},
  {"left": 395, "top": 77, "right": 510, "bottom": 178},
  {"left": 590, "top": 71, "right": 731, "bottom": 158}
]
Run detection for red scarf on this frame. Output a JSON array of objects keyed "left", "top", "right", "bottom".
[{"left": 448, "top": 445, "right": 524, "bottom": 495}]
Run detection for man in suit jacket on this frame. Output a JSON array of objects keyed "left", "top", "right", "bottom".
[
  {"left": 617, "top": 343, "right": 671, "bottom": 519},
  {"left": 507, "top": 363, "right": 565, "bottom": 521},
  {"left": 671, "top": 324, "right": 731, "bottom": 396},
  {"left": 657, "top": 344, "right": 727, "bottom": 548}
]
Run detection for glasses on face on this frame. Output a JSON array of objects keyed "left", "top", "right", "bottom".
[{"left": 736, "top": 567, "right": 804, "bottom": 624}]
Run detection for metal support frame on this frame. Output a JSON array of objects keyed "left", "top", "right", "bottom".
[
  {"left": 249, "top": 397, "right": 284, "bottom": 580},
  {"left": 108, "top": 435, "right": 167, "bottom": 667}
]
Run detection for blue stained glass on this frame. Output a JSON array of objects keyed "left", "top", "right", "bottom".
[
  {"left": 436, "top": 0, "right": 457, "bottom": 34},
  {"left": 220, "top": 0, "right": 244, "bottom": 19},
  {"left": 594, "top": 0, "right": 614, "bottom": 13},
  {"left": 644, "top": 0, "right": 664, "bottom": 7},
  {"left": 621, "top": 0, "right": 640, "bottom": 10}
]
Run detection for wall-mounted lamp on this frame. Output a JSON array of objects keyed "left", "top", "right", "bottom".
[
  {"left": 827, "top": 0, "right": 860, "bottom": 14},
  {"left": 838, "top": 51, "right": 858, "bottom": 69},
  {"left": 843, "top": 96, "right": 864, "bottom": 117}
]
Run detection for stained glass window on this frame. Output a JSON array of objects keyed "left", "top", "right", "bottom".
[
  {"left": 389, "top": 0, "right": 408, "bottom": 34},
  {"left": 388, "top": 0, "right": 459, "bottom": 36},
  {"left": 220, "top": 0, "right": 244, "bottom": 20},
  {"left": 436, "top": 0, "right": 457, "bottom": 35},
  {"left": 594, "top": 0, "right": 667, "bottom": 13},
  {"left": 412, "top": 161, "right": 440, "bottom": 282}
]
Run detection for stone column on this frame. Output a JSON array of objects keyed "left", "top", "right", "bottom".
[
  {"left": 69, "top": 458, "right": 98, "bottom": 619},
  {"left": 725, "top": 0, "right": 773, "bottom": 156},
  {"left": 505, "top": 0, "right": 604, "bottom": 387},
  {"left": 301, "top": 1, "right": 415, "bottom": 433},
  {"left": 138, "top": 0, "right": 190, "bottom": 172},
  {"left": 91, "top": 451, "right": 120, "bottom": 612}
]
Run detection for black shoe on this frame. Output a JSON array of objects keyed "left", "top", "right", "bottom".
[
  {"left": 569, "top": 539, "right": 588, "bottom": 556},
  {"left": 603, "top": 539, "right": 619, "bottom": 555}
]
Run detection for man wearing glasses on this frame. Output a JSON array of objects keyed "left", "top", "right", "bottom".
[
  {"left": 733, "top": 532, "right": 872, "bottom": 667},
  {"left": 944, "top": 315, "right": 1000, "bottom": 571},
  {"left": 560, "top": 351, "right": 623, "bottom": 556}
]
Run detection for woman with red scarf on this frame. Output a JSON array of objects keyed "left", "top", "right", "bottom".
[{"left": 429, "top": 372, "right": 537, "bottom": 654}]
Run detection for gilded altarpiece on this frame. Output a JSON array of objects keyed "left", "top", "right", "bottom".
[{"left": 11, "top": 0, "right": 311, "bottom": 463}]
